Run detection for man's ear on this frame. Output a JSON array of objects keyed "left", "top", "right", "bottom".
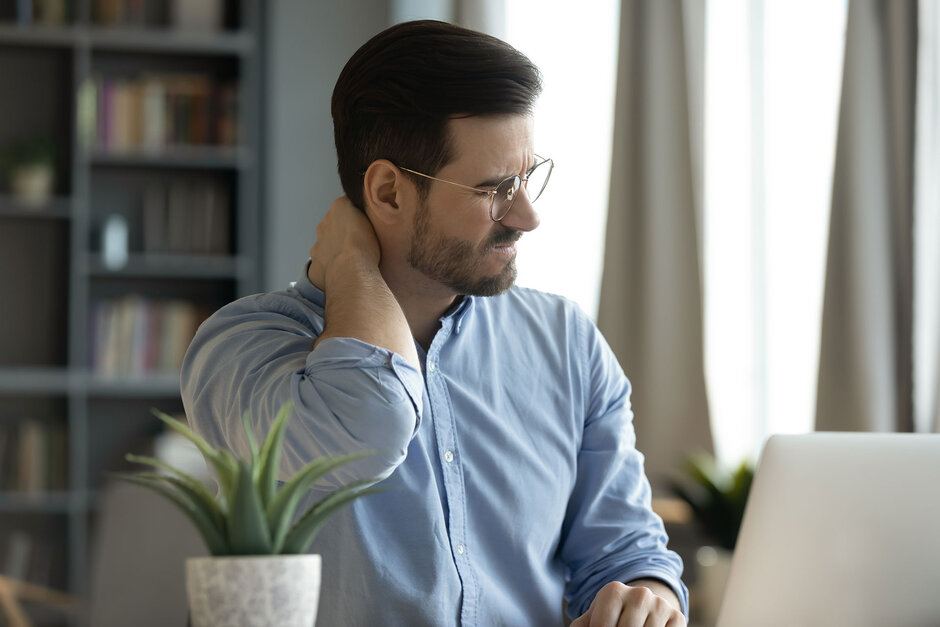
[{"left": 362, "top": 159, "right": 410, "bottom": 225}]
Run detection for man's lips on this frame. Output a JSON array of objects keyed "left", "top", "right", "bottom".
[
  {"left": 487, "top": 230, "right": 521, "bottom": 251},
  {"left": 491, "top": 242, "right": 517, "bottom": 254}
]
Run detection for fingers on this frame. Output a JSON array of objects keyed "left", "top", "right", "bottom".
[
  {"left": 573, "top": 582, "right": 686, "bottom": 627},
  {"left": 570, "top": 607, "right": 591, "bottom": 627},
  {"left": 308, "top": 196, "right": 382, "bottom": 291}
]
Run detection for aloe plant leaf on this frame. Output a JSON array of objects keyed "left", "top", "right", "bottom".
[
  {"left": 226, "top": 461, "right": 272, "bottom": 554},
  {"left": 115, "top": 473, "right": 229, "bottom": 555},
  {"left": 266, "top": 451, "right": 373, "bottom": 550},
  {"left": 134, "top": 472, "right": 227, "bottom": 536},
  {"left": 280, "top": 481, "right": 384, "bottom": 555},
  {"left": 150, "top": 409, "right": 239, "bottom": 501},
  {"left": 125, "top": 454, "right": 224, "bottom": 528},
  {"left": 257, "top": 401, "right": 292, "bottom": 508},
  {"left": 242, "top": 410, "right": 260, "bottom": 479}
]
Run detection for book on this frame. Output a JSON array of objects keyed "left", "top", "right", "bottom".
[
  {"left": 47, "top": 426, "right": 68, "bottom": 492},
  {"left": 3, "top": 532, "right": 32, "bottom": 581},
  {"left": 16, "top": 0, "right": 33, "bottom": 27},
  {"left": 0, "top": 427, "right": 10, "bottom": 490},
  {"left": 166, "top": 182, "right": 192, "bottom": 253},
  {"left": 171, "top": 0, "right": 223, "bottom": 32},
  {"left": 94, "top": 73, "right": 239, "bottom": 152},
  {"left": 140, "top": 76, "right": 166, "bottom": 151},
  {"left": 142, "top": 183, "right": 167, "bottom": 254},
  {"left": 90, "top": 296, "right": 210, "bottom": 376},
  {"left": 18, "top": 419, "right": 45, "bottom": 493}
]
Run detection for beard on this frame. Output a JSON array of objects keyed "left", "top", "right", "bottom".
[{"left": 407, "top": 200, "right": 520, "bottom": 297}]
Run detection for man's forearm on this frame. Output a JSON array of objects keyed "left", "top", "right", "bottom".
[{"left": 315, "top": 252, "right": 419, "bottom": 368}]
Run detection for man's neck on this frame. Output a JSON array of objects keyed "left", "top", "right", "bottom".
[{"left": 379, "top": 262, "right": 460, "bottom": 352}]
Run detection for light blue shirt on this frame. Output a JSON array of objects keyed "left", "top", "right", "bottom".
[{"left": 181, "top": 264, "right": 688, "bottom": 626}]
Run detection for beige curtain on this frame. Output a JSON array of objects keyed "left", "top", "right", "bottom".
[
  {"left": 815, "top": 0, "right": 918, "bottom": 432},
  {"left": 597, "top": 0, "right": 713, "bottom": 492}
]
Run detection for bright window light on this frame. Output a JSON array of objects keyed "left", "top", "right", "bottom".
[
  {"left": 502, "top": 0, "right": 620, "bottom": 318},
  {"left": 704, "top": 0, "right": 847, "bottom": 466}
]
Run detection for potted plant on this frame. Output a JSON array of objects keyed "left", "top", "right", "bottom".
[
  {"left": 671, "top": 453, "right": 753, "bottom": 625},
  {"left": 0, "top": 137, "right": 56, "bottom": 207},
  {"left": 117, "top": 402, "right": 381, "bottom": 627}
]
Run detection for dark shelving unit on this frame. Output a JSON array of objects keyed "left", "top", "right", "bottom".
[{"left": 0, "top": 1, "right": 263, "bottom": 623}]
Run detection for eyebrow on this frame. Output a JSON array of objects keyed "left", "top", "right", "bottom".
[
  {"left": 475, "top": 175, "right": 507, "bottom": 189},
  {"left": 475, "top": 156, "right": 536, "bottom": 189}
]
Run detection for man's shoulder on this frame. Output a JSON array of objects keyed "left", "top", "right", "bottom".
[
  {"left": 469, "top": 286, "right": 596, "bottom": 347},
  {"left": 206, "top": 282, "right": 324, "bottom": 331},
  {"left": 485, "top": 285, "right": 590, "bottom": 323}
]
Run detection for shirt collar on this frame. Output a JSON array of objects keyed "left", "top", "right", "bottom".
[{"left": 443, "top": 295, "right": 475, "bottom": 334}]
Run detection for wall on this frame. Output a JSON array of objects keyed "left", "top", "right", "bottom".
[{"left": 263, "top": 0, "right": 389, "bottom": 291}]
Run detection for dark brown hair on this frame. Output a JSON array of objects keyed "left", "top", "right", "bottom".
[{"left": 332, "top": 20, "right": 542, "bottom": 209}]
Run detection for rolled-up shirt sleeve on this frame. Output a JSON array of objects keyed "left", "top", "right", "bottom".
[
  {"left": 181, "top": 287, "right": 424, "bottom": 492},
  {"left": 560, "top": 316, "right": 689, "bottom": 619}
]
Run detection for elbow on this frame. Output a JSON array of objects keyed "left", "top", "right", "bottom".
[
  {"left": 337, "top": 399, "right": 418, "bottom": 485},
  {"left": 292, "top": 369, "right": 422, "bottom": 488}
]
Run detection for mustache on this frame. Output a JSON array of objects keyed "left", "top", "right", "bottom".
[{"left": 486, "top": 228, "right": 522, "bottom": 249}]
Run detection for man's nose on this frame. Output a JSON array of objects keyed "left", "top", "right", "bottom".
[{"left": 499, "top": 186, "right": 540, "bottom": 232}]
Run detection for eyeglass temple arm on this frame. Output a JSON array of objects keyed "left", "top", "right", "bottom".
[{"left": 396, "top": 167, "right": 496, "bottom": 196}]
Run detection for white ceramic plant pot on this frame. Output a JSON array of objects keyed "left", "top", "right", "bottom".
[{"left": 186, "top": 554, "right": 321, "bottom": 627}]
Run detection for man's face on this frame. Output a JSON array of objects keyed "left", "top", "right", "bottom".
[{"left": 406, "top": 114, "right": 540, "bottom": 296}]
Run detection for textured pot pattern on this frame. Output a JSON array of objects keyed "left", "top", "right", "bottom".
[{"left": 186, "top": 554, "right": 322, "bottom": 627}]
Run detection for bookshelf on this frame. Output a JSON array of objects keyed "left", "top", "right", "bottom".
[{"left": 0, "top": 0, "right": 263, "bottom": 623}]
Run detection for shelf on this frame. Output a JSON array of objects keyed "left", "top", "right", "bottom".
[
  {"left": 88, "top": 146, "right": 252, "bottom": 170},
  {"left": 0, "top": 2, "right": 261, "bottom": 601},
  {"left": 86, "top": 26, "right": 253, "bottom": 56},
  {"left": 0, "top": 24, "right": 253, "bottom": 56},
  {"left": 0, "top": 492, "right": 76, "bottom": 514},
  {"left": 0, "top": 367, "right": 70, "bottom": 394},
  {"left": 0, "top": 24, "right": 77, "bottom": 48},
  {"left": 0, "top": 368, "right": 182, "bottom": 397},
  {"left": 0, "top": 195, "right": 71, "bottom": 219},
  {"left": 85, "top": 373, "right": 181, "bottom": 398},
  {"left": 88, "top": 254, "right": 248, "bottom": 280}
]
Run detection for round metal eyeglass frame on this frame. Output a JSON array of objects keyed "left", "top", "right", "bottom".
[{"left": 397, "top": 154, "right": 554, "bottom": 222}]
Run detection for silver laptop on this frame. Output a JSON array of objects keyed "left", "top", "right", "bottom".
[{"left": 717, "top": 433, "right": 940, "bottom": 627}]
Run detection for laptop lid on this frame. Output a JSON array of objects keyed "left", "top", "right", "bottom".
[{"left": 717, "top": 432, "right": 940, "bottom": 627}]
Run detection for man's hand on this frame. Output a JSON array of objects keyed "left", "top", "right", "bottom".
[
  {"left": 307, "top": 196, "right": 382, "bottom": 292},
  {"left": 571, "top": 581, "right": 686, "bottom": 627}
]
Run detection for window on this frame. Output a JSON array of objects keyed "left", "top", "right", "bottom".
[
  {"left": 704, "top": 0, "right": 848, "bottom": 465},
  {"left": 499, "top": 0, "right": 850, "bottom": 465},
  {"left": 502, "top": 0, "right": 621, "bottom": 318}
]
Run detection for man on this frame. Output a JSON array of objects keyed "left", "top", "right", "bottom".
[{"left": 182, "top": 20, "right": 688, "bottom": 626}]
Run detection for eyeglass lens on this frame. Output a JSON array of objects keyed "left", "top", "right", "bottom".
[{"left": 491, "top": 158, "right": 553, "bottom": 221}]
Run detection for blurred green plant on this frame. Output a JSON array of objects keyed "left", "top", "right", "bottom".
[
  {"left": 671, "top": 453, "right": 754, "bottom": 551},
  {"left": 0, "top": 136, "right": 56, "bottom": 172},
  {"left": 116, "top": 402, "right": 381, "bottom": 556}
]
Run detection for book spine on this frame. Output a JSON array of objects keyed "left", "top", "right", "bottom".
[{"left": 16, "top": 0, "right": 33, "bottom": 27}]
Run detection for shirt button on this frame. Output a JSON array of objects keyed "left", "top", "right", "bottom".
[
  {"left": 456, "top": 544, "right": 465, "bottom": 555},
  {"left": 443, "top": 450, "right": 454, "bottom": 463},
  {"left": 428, "top": 362, "right": 437, "bottom": 372}
]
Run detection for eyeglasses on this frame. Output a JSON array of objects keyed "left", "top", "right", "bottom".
[{"left": 397, "top": 154, "right": 554, "bottom": 222}]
